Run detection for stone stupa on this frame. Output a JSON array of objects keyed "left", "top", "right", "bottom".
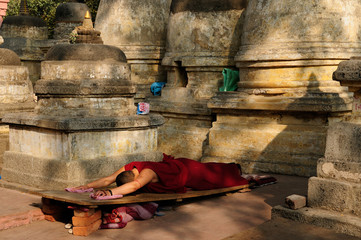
[
  {"left": 0, "top": 33, "right": 35, "bottom": 172},
  {"left": 0, "top": 0, "right": 48, "bottom": 83},
  {"left": 1, "top": 14, "right": 164, "bottom": 189},
  {"left": 53, "top": 0, "right": 91, "bottom": 41}
]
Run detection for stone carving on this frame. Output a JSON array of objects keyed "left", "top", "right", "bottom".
[{"left": 1, "top": 23, "right": 164, "bottom": 189}]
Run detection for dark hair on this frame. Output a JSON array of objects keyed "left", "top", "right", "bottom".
[{"left": 116, "top": 171, "right": 135, "bottom": 186}]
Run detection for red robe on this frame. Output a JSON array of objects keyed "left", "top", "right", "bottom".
[{"left": 124, "top": 154, "right": 248, "bottom": 193}]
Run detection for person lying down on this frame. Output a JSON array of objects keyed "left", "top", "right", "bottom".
[{"left": 67, "top": 153, "right": 276, "bottom": 199}]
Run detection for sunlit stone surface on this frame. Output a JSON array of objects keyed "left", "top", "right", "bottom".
[
  {"left": 0, "top": 41, "right": 35, "bottom": 172},
  {"left": 95, "top": 0, "right": 172, "bottom": 102},
  {"left": 205, "top": 0, "right": 361, "bottom": 176},
  {"left": 2, "top": 43, "right": 164, "bottom": 189},
  {"left": 149, "top": 0, "right": 247, "bottom": 160}
]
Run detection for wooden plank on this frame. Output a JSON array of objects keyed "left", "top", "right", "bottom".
[{"left": 37, "top": 184, "right": 249, "bottom": 207}]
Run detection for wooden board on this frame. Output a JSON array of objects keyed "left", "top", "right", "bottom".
[{"left": 37, "top": 184, "right": 249, "bottom": 207}]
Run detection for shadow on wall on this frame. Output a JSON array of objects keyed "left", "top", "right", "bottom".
[{"left": 236, "top": 0, "right": 352, "bottom": 177}]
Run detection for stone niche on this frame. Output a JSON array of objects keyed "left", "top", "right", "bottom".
[
  {"left": 1, "top": 44, "right": 164, "bottom": 190},
  {"left": 148, "top": 0, "right": 247, "bottom": 160},
  {"left": 204, "top": 0, "right": 361, "bottom": 176},
  {"left": 0, "top": 46, "right": 35, "bottom": 172},
  {"left": 95, "top": 0, "right": 172, "bottom": 102}
]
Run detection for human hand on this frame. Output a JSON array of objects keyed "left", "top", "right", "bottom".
[
  {"left": 94, "top": 190, "right": 111, "bottom": 197},
  {"left": 73, "top": 185, "right": 88, "bottom": 191}
]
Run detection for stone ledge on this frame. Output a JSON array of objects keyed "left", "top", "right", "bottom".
[
  {"left": 2, "top": 112, "right": 165, "bottom": 131},
  {"left": 308, "top": 177, "right": 361, "bottom": 216},
  {"left": 272, "top": 205, "right": 361, "bottom": 238}
]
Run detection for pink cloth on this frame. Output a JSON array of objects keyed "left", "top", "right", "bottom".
[
  {"left": 65, "top": 187, "right": 94, "bottom": 193},
  {"left": 100, "top": 202, "right": 158, "bottom": 229},
  {"left": 89, "top": 193, "right": 123, "bottom": 200}
]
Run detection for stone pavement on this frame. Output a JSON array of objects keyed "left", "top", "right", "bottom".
[{"left": 0, "top": 175, "right": 359, "bottom": 240}]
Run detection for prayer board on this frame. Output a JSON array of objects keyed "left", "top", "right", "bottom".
[{"left": 37, "top": 184, "right": 249, "bottom": 207}]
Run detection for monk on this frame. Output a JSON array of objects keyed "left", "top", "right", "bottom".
[{"left": 72, "top": 154, "right": 248, "bottom": 197}]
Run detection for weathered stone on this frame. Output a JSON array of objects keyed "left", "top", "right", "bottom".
[
  {"left": 202, "top": 112, "right": 327, "bottom": 176},
  {"left": 308, "top": 177, "right": 361, "bottom": 217},
  {"left": 0, "top": 46, "right": 35, "bottom": 172},
  {"left": 45, "top": 44, "right": 126, "bottom": 62},
  {"left": 3, "top": 112, "right": 165, "bottom": 131},
  {"left": 205, "top": 0, "right": 361, "bottom": 176},
  {"left": 323, "top": 122, "right": 361, "bottom": 163},
  {"left": 2, "top": 151, "right": 162, "bottom": 189},
  {"left": 318, "top": 159, "right": 361, "bottom": 183},
  {"left": 0, "top": 126, "right": 9, "bottom": 171},
  {"left": 0, "top": 11, "right": 49, "bottom": 83},
  {"left": 156, "top": 113, "right": 212, "bottom": 160},
  {"left": 274, "top": 120, "right": 361, "bottom": 235},
  {"left": 333, "top": 56, "right": 361, "bottom": 117},
  {"left": 95, "top": 0, "right": 172, "bottom": 101},
  {"left": 0, "top": 48, "right": 21, "bottom": 65},
  {"left": 285, "top": 194, "right": 307, "bottom": 210},
  {"left": 55, "top": 2, "right": 90, "bottom": 22},
  {"left": 148, "top": 0, "right": 246, "bottom": 160},
  {"left": 2, "top": 41, "right": 164, "bottom": 189},
  {"left": 272, "top": 206, "right": 361, "bottom": 238}
]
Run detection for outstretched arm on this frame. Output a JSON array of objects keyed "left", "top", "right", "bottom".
[
  {"left": 73, "top": 167, "right": 125, "bottom": 190},
  {"left": 94, "top": 168, "right": 156, "bottom": 197}
]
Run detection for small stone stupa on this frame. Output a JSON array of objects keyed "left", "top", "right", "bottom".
[
  {"left": 73, "top": 10, "right": 102, "bottom": 44},
  {"left": 53, "top": 0, "right": 91, "bottom": 41},
  {"left": 0, "top": 0, "right": 48, "bottom": 83},
  {"left": 1, "top": 14, "right": 164, "bottom": 190},
  {"left": 0, "top": 34, "right": 35, "bottom": 171}
]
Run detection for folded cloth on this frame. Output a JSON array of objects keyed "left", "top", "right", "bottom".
[
  {"left": 65, "top": 187, "right": 94, "bottom": 193},
  {"left": 242, "top": 174, "right": 277, "bottom": 188},
  {"left": 100, "top": 222, "right": 127, "bottom": 229},
  {"left": 102, "top": 213, "right": 122, "bottom": 224},
  {"left": 89, "top": 193, "right": 123, "bottom": 200},
  {"left": 100, "top": 202, "right": 158, "bottom": 229},
  {"left": 150, "top": 82, "right": 166, "bottom": 96}
]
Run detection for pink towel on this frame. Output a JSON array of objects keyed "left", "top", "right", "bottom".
[
  {"left": 65, "top": 187, "right": 94, "bottom": 193},
  {"left": 89, "top": 193, "right": 123, "bottom": 200}
]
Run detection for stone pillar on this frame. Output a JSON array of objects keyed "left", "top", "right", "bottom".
[
  {"left": 1, "top": 44, "right": 164, "bottom": 190},
  {"left": 273, "top": 57, "right": 361, "bottom": 238},
  {"left": 0, "top": 1, "right": 48, "bottom": 84},
  {"left": 53, "top": 1, "right": 91, "bottom": 41},
  {"left": 148, "top": 0, "right": 247, "bottom": 160},
  {"left": 95, "top": 0, "right": 172, "bottom": 102},
  {"left": 0, "top": 46, "right": 35, "bottom": 172},
  {"left": 205, "top": 0, "right": 361, "bottom": 176}
]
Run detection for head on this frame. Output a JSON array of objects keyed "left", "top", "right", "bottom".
[{"left": 116, "top": 170, "right": 135, "bottom": 187}]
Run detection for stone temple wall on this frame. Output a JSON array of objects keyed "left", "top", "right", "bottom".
[{"left": 203, "top": 0, "right": 361, "bottom": 176}]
